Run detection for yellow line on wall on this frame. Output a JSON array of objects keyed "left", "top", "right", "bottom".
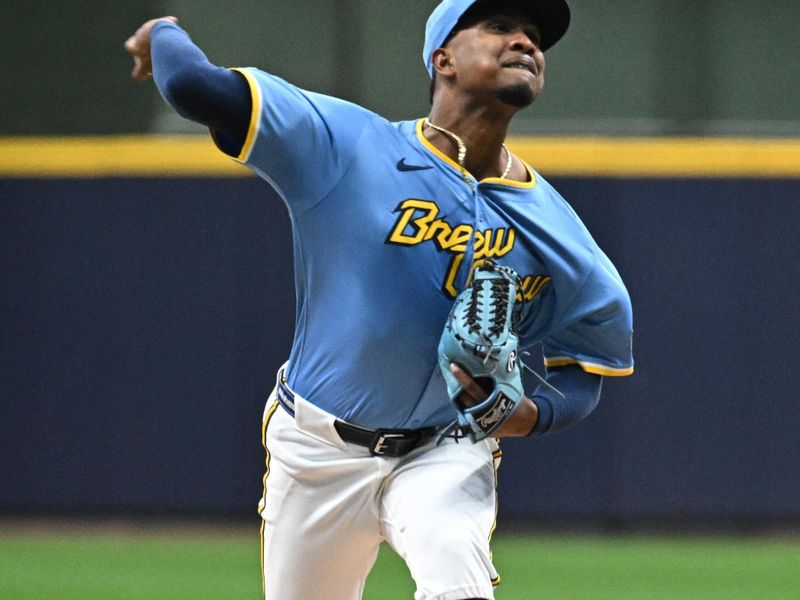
[
  {"left": 1, "top": 135, "right": 799, "bottom": 178},
  {"left": 0, "top": 136, "right": 249, "bottom": 177},
  {"left": 507, "top": 137, "right": 800, "bottom": 178}
]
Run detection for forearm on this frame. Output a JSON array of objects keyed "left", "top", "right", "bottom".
[
  {"left": 529, "top": 364, "right": 603, "bottom": 436},
  {"left": 150, "top": 21, "right": 250, "bottom": 141},
  {"left": 450, "top": 360, "right": 602, "bottom": 438}
]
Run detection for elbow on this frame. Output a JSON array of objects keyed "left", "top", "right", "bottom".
[
  {"left": 575, "top": 385, "right": 601, "bottom": 422},
  {"left": 554, "top": 383, "right": 601, "bottom": 433},
  {"left": 533, "top": 368, "right": 603, "bottom": 436},
  {"left": 158, "top": 70, "right": 202, "bottom": 119},
  {"left": 570, "top": 371, "right": 603, "bottom": 425}
]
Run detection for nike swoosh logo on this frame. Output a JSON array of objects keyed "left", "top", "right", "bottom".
[{"left": 397, "top": 158, "right": 433, "bottom": 172}]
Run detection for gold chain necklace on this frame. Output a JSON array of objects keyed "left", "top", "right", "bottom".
[{"left": 424, "top": 119, "right": 514, "bottom": 186}]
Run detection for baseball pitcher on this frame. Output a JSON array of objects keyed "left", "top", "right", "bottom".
[{"left": 125, "top": 1, "right": 633, "bottom": 598}]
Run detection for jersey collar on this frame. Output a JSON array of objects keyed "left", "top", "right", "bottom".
[{"left": 414, "top": 119, "right": 536, "bottom": 189}]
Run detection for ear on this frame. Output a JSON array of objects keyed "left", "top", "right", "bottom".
[{"left": 431, "top": 48, "right": 456, "bottom": 80}]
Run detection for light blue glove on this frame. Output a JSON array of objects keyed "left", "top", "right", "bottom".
[{"left": 437, "top": 261, "right": 525, "bottom": 443}]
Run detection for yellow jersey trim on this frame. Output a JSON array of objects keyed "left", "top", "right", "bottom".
[
  {"left": 2, "top": 135, "right": 800, "bottom": 177},
  {"left": 415, "top": 119, "right": 536, "bottom": 188},
  {"left": 416, "top": 118, "right": 469, "bottom": 176},
  {"left": 229, "top": 68, "right": 262, "bottom": 163},
  {"left": 544, "top": 357, "right": 634, "bottom": 377},
  {"left": 480, "top": 158, "right": 537, "bottom": 188}
]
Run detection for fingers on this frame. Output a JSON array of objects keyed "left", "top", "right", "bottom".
[
  {"left": 124, "top": 29, "right": 151, "bottom": 81},
  {"left": 450, "top": 363, "right": 488, "bottom": 407},
  {"left": 130, "top": 57, "right": 152, "bottom": 81},
  {"left": 124, "top": 16, "right": 179, "bottom": 81}
]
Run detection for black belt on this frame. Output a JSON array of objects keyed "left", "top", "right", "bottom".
[
  {"left": 333, "top": 420, "right": 438, "bottom": 458},
  {"left": 277, "top": 377, "right": 436, "bottom": 457}
]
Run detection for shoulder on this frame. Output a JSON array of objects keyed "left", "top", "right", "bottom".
[
  {"left": 234, "top": 67, "right": 394, "bottom": 165},
  {"left": 529, "top": 170, "right": 587, "bottom": 226},
  {"left": 237, "top": 67, "right": 381, "bottom": 125},
  {"left": 520, "top": 168, "right": 627, "bottom": 304},
  {"left": 522, "top": 169, "right": 598, "bottom": 263}
]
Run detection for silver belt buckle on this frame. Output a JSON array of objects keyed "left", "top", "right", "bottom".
[{"left": 371, "top": 432, "right": 406, "bottom": 456}]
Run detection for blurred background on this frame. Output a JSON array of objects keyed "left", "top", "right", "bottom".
[
  {"left": 4, "top": 0, "right": 800, "bottom": 136},
  {"left": 1, "top": 1, "right": 799, "bottom": 598}
]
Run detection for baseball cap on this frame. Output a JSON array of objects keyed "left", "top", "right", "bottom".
[{"left": 423, "top": 0, "right": 571, "bottom": 77}]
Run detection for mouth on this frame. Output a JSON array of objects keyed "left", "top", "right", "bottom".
[{"left": 502, "top": 57, "right": 538, "bottom": 76}]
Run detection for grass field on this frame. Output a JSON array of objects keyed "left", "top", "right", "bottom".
[{"left": 1, "top": 527, "right": 798, "bottom": 599}]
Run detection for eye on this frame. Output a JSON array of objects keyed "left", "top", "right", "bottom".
[
  {"left": 488, "top": 20, "right": 512, "bottom": 33},
  {"left": 526, "top": 28, "right": 542, "bottom": 46}
]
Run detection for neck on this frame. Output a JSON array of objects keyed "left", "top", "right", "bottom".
[{"left": 426, "top": 97, "right": 516, "bottom": 181}]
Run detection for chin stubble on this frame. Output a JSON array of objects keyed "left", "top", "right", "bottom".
[{"left": 496, "top": 83, "right": 536, "bottom": 108}]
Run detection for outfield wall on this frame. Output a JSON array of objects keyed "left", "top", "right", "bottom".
[{"left": 1, "top": 138, "right": 799, "bottom": 524}]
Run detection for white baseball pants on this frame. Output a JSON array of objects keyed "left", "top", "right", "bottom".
[{"left": 258, "top": 375, "right": 502, "bottom": 600}]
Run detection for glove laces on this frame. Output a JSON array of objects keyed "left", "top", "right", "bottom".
[{"left": 437, "top": 261, "right": 565, "bottom": 444}]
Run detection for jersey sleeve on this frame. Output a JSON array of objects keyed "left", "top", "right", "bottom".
[
  {"left": 226, "top": 67, "right": 374, "bottom": 213},
  {"left": 541, "top": 253, "right": 634, "bottom": 376}
]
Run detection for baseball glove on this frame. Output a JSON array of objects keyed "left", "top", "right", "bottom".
[{"left": 437, "top": 260, "right": 525, "bottom": 443}]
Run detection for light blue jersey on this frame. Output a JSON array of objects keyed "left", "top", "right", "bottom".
[{"left": 228, "top": 68, "right": 633, "bottom": 430}]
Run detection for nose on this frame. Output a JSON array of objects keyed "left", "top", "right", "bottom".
[{"left": 508, "top": 29, "right": 538, "bottom": 55}]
